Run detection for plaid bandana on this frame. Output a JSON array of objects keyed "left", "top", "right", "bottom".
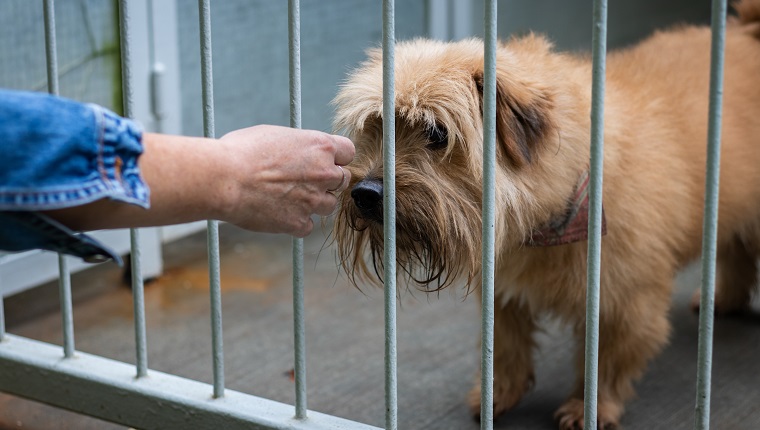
[{"left": 525, "top": 170, "right": 607, "bottom": 247}]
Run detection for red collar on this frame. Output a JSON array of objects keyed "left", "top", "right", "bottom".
[{"left": 525, "top": 170, "right": 607, "bottom": 247}]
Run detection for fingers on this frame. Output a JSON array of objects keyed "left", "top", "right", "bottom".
[
  {"left": 293, "top": 190, "right": 337, "bottom": 237},
  {"left": 327, "top": 165, "right": 351, "bottom": 194},
  {"left": 325, "top": 132, "right": 353, "bottom": 194},
  {"left": 314, "top": 192, "right": 339, "bottom": 216},
  {"left": 292, "top": 217, "right": 314, "bottom": 238},
  {"left": 219, "top": 125, "right": 354, "bottom": 238},
  {"left": 330, "top": 134, "right": 355, "bottom": 166}
]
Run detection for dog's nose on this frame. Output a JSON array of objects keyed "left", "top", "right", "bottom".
[{"left": 351, "top": 179, "right": 384, "bottom": 222}]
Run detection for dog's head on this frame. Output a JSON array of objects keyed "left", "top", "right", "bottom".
[{"left": 333, "top": 37, "right": 565, "bottom": 292}]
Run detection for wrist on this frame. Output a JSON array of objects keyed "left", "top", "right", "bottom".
[
  {"left": 211, "top": 137, "right": 245, "bottom": 223},
  {"left": 140, "top": 132, "right": 236, "bottom": 224}
]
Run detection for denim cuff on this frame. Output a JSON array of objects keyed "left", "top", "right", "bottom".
[
  {"left": 89, "top": 104, "right": 151, "bottom": 209},
  {"left": 0, "top": 90, "right": 149, "bottom": 263},
  {"left": 0, "top": 90, "right": 151, "bottom": 210}
]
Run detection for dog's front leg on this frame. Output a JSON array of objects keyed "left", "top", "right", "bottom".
[
  {"left": 555, "top": 283, "right": 672, "bottom": 430},
  {"left": 468, "top": 297, "right": 537, "bottom": 420}
]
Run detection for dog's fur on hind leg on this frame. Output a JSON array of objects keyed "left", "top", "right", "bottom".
[{"left": 333, "top": 1, "right": 760, "bottom": 428}]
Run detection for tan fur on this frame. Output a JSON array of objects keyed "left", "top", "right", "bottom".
[{"left": 333, "top": 1, "right": 760, "bottom": 428}]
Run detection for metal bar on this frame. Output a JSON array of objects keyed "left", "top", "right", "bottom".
[
  {"left": 119, "top": 0, "right": 136, "bottom": 120},
  {"left": 207, "top": 218, "right": 224, "bottom": 398},
  {"left": 43, "top": 0, "right": 77, "bottom": 359},
  {"left": 382, "top": 1, "right": 398, "bottom": 428},
  {"left": 584, "top": 0, "right": 608, "bottom": 428},
  {"left": 119, "top": 0, "right": 148, "bottom": 378},
  {"left": 43, "top": 0, "right": 59, "bottom": 96},
  {"left": 0, "top": 335, "right": 381, "bottom": 430},
  {"left": 0, "top": 296, "right": 5, "bottom": 341},
  {"left": 694, "top": 0, "right": 727, "bottom": 428},
  {"left": 57, "top": 255, "right": 75, "bottom": 357},
  {"left": 129, "top": 229, "right": 148, "bottom": 377},
  {"left": 291, "top": 236, "right": 307, "bottom": 418},
  {"left": 480, "top": 0, "right": 497, "bottom": 428},
  {"left": 288, "top": 0, "right": 308, "bottom": 420},
  {"left": 198, "top": 0, "right": 225, "bottom": 399},
  {"left": 198, "top": 0, "right": 215, "bottom": 142}
]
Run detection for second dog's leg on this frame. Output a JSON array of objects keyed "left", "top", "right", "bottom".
[
  {"left": 468, "top": 298, "right": 537, "bottom": 419},
  {"left": 691, "top": 235, "right": 758, "bottom": 315},
  {"left": 556, "top": 287, "right": 672, "bottom": 430}
]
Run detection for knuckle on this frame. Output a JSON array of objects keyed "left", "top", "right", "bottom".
[
  {"left": 310, "top": 193, "right": 326, "bottom": 210},
  {"left": 318, "top": 166, "right": 334, "bottom": 183},
  {"left": 313, "top": 132, "right": 335, "bottom": 152}
]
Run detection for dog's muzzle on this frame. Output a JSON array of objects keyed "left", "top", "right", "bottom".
[{"left": 351, "top": 178, "right": 384, "bottom": 222}]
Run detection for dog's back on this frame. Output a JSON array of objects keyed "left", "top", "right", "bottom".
[{"left": 600, "top": 0, "right": 760, "bottom": 266}]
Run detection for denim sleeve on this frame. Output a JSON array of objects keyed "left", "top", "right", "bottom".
[
  {"left": 0, "top": 89, "right": 151, "bottom": 263},
  {"left": 0, "top": 89, "right": 150, "bottom": 210}
]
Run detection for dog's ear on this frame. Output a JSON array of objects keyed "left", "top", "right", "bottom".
[{"left": 474, "top": 69, "right": 554, "bottom": 168}]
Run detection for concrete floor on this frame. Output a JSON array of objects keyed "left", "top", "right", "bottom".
[{"left": 1, "top": 223, "right": 759, "bottom": 430}]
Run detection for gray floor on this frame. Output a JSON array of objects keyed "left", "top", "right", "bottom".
[{"left": 1, "top": 223, "right": 759, "bottom": 430}]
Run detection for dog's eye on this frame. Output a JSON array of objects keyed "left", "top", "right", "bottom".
[{"left": 425, "top": 125, "right": 448, "bottom": 151}]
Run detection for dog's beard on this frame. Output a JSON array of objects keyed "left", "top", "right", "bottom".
[{"left": 334, "top": 175, "right": 482, "bottom": 293}]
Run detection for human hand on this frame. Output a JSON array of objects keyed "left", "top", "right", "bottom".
[{"left": 218, "top": 125, "right": 354, "bottom": 237}]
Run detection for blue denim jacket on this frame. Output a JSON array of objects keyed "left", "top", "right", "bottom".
[{"left": 0, "top": 89, "right": 150, "bottom": 263}]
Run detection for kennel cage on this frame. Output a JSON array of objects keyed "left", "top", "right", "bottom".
[{"left": 0, "top": 0, "right": 738, "bottom": 429}]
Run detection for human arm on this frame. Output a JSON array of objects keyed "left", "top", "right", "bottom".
[
  {"left": 43, "top": 125, "right": 354, "bottom": 237},
  {"left": 1, "top": 88, "right": 353, "bottom": 263}
]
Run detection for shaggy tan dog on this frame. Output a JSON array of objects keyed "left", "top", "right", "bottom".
[{"left": 333, "top": 1, "right": 760, "bottom": 428}]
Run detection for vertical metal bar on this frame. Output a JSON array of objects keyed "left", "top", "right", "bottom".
[
  {"left": 57, "top": 256, "right": 75, "bottom": 357},
  {"left": 584, "top": 0, "right": 608, "bottom": 429},
  {"left": 198, "top": 0, "right": 225, "bottom": 399},
  {"left": 129, "top": 235, "right": 147, "bottom": 377},
  {"left": 44, "top": 0, "right": 76, "bottom": 359},
  {"left": 288, "top": 0, "right": 308, "bottom": 420},
  {"left": 480, "top": 0, "right": 497, "bottom": 428},
  {"left": 206, "top": 218, "right": 224, "bottom": 397},
  {"left": 0, "top": 296, "right": 5, "bottom": 341},
  {"left": 129, "top": 228, "right": 148, "bottom": 379},
  {"left": 119, "top": 0, "right": 135, "bottom": 119},
  {"left": 43, "top": 0, "right": 59, "bottom": 96},
  {"left": 207, "top": 218, "right": 224, "bottom": 398},
  {"left": 119, "top": 0, "right": 148, "bottom": 378},
  {"left": 694, "top": 1, "right": 727, "bottom": 428},
  {"left": 382, "top": 1, "right": 398, "bottom": 429}
]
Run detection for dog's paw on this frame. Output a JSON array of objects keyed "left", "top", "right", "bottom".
[
  {"left": 554, "top": 398, "right": 620, "bottom": 430},
  {"left": 467, "top": 372, "right": 534, "bottom": 421}
]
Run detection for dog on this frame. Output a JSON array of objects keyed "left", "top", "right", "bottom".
[{"left": 332, "top": 1, "right": 760, "bottom": 428}]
